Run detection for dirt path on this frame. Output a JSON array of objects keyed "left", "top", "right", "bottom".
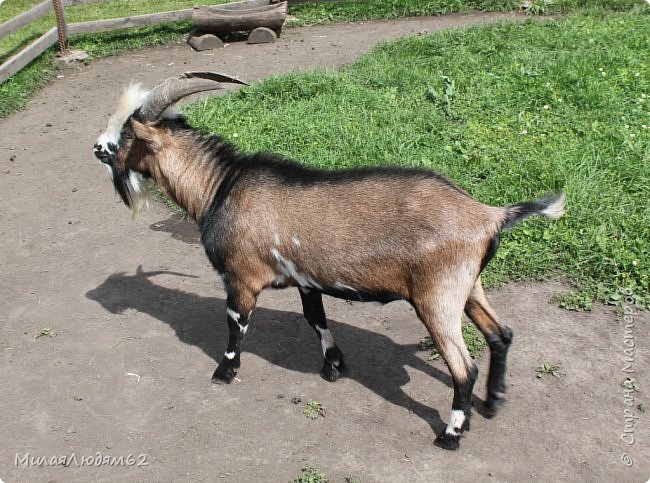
[{"left": 1, "top": 12, "right": 648, "bottom": 483}]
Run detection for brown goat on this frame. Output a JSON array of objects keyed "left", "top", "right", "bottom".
[{"left": 93, "top": 72, "right": 566, "bottom": 450}]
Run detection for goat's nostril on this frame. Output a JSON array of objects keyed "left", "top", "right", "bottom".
[{"left": 93, "top": 147, "right": 110, "bottom": 163}]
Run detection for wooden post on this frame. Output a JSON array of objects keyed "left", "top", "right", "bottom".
[{"left": 52, "top": 0, "right": 70, "bottom": 55}]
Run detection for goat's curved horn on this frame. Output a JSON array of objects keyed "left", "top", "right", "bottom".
[{"left": 139, "top": 71, "right": 248, "bottom": 121}]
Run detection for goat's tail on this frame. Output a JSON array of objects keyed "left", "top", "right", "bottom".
[{"left": 500, "top": 192, "right": 566, "bottom": 231}]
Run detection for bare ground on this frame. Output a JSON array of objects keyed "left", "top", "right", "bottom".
[{"left": 1, "top": 12, "right": 648, "bottom": 483}]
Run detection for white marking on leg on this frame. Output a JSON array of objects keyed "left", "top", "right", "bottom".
[
  {"left": 238, "top": 323, "right": 248, "bottom": 335},
  {"left": 299, "top": 287, "right": 311, "bottom": 294},
  {"left": 226, "top": 308, "right": 240, "bottom": 322},
  {"left": 316, "top": 326, "right": 335, "bottom": 356},
  {"left": 224, "top": 351, "right": 236, "bottom": 360},
  {"left": 445, "top": 409, "right": 466, "bottom": 435}
]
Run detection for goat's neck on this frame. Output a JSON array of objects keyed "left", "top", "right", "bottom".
[{"left": 149, "top": 139, "right": 225, "bottom": 223}]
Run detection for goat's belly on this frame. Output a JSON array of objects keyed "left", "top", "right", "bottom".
[
  {"left": 269, "top": 274, "right": 404, "bottom": 303},
  {"left": 322, "top": 286, "right": 404, "bottom": 304}
]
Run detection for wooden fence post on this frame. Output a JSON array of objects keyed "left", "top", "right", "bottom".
[{"left": 52, "top": 0, "right": 70, "bottom": 55}]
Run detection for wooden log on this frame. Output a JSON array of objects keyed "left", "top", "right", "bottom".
[
  {"left": 0, "top": 27, "right": 58, "bottom": 84},
  {"left": 212, "top": 0, "right": 281, "bottom": 11},
  {"left": 192, "top": 2, "right": 287, "bottom": 34},
  {"left": 247, "top": 27, "right": 277, "bottom": 44},
  {"left": 187, "top": 32, "right": 224, "bottom": 51}
]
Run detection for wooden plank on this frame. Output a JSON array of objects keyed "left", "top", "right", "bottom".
[
  {"left": 0, "top": 27, "right": 58, "bottom": 84},
  {"left": 67, "top": 9, "right": 194, "bottom": 35},
  {"left": 0, "top": 0, "right": 51, "bottom": 40},
  {"left": 64, "top": 0, "right": 108, "bottom": 5}
]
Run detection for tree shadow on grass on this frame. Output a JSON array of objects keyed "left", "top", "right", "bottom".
[{"left": 86, "top": 266, "right": 471, "bottom": 435}]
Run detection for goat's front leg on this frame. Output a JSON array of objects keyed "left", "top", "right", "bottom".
[
  {"left": 212, "top": 285, "right": 258, "bottom": 384},
  {"left": 299, "top": 289, "right": 345, "bottom": 382}
]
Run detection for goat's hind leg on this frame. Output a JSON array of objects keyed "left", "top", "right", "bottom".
[
  {"left": 212, "top": 283, "right": 258, "bottom": 384},
  {"left": 299, "top": 289, "right": 345, "bottom": 382},
  {"left": 464, "top": 277, "right": 513, "bottom": 417},
  {"left": 412, "top": 292, "right": 478, "bottom": 451}
]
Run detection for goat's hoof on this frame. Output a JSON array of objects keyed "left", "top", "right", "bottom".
[
  {"left": 320, "top": 360, "right": 343, "bottom": 382},
  {"left": 484, "top": 397, "right": 506, "bottom": 419},
  {"left": 211, "top": 365, "right": 236, "bottom": 384},
  {"left": 434, "top": 433, "right": 461, "bottom": 451}
]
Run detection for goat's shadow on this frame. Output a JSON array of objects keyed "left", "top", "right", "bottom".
[{"left": 86, "top": 267, "right": 464, "bottom": 435}]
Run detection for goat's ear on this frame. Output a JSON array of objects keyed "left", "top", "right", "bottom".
[{"left": 131, "top": 119, "right": 162, "bottom": 152}]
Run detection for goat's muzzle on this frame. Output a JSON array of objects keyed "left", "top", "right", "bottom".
[{"left": 94, "top": 143, "right": 111, "bottom": 163}]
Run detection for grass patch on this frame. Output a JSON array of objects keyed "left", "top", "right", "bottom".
[
  {"left": 291, "top": 465, "right": 328, "bottom": 483},
  {"left": 288, "top": 0, "right": 518, "bottom": 26},
  {"left": 303, "top": 400, "right": 326, "bottom": 420},
  {"left": 536, "top": 362, "right": 562, "bottom": 378},
  {"left": 185, "top": 10, "right": 650, "bottom": 308},
  {"left": 420, "top": 324, "right": 487, "bottom": 360},
  {"left": 288, "top": 0, "right": 643, "bottom": 26},
  {"left": 2, "top": 0, "right": 643, "bottom": 118}
]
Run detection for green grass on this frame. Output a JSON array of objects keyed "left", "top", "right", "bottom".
[
  {"left": 2, "top": 0, "right": 641, "bottom": 118},
  {"left": 420, "top": 324, "right": 487, "bottom": 359},
  {"left": 536, "top": 362, "right": 562, "bottom": 378},
  {"left": 287, "top": 0, "right": 640, "bottom": 26},
  {"left": 184, "top": 10, "right": 650, "bottom": 309},
  {"left": 303, "top": 400, "right": 326, "bottom": 420},
  {"left": 291, "top": 465, "right": 328, "bottom": 483},
  {"left": 287, "top": 0, "right": 518, "bottom": 26}
]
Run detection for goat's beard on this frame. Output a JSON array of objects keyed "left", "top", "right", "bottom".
[{"left": 107, "top": 166, "right": 153, "bottom": 217}]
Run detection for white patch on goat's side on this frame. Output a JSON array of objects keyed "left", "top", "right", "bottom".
[
  {"left": 270, "top": 248, "right": 323, "bottom": 290},
  {"left": 224, "top": 351, "right": 236, "bottom": 360},
  {"left": 273, "top": 233, "right": 281, "bottom": 245},
  {"left": 316, "top": 326, "right": 335, "bottom": 356},
  {"left": 334, "top": 281, "right": 357, "bottom": 293},
  {"left": 291, "top": 237, "right": 301, "bottom": 247},
  {"left": 96, "top": 83, "right": 149, "bottom": 152},
  {"left": 541, "top": 192, "right": 567, "bottom": 220},
  {"left": 226, "top": 307, "right": 241, "bottom": 322},
  {"left": 445, "top": 409, "right": 466, "bottom": 436}
]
